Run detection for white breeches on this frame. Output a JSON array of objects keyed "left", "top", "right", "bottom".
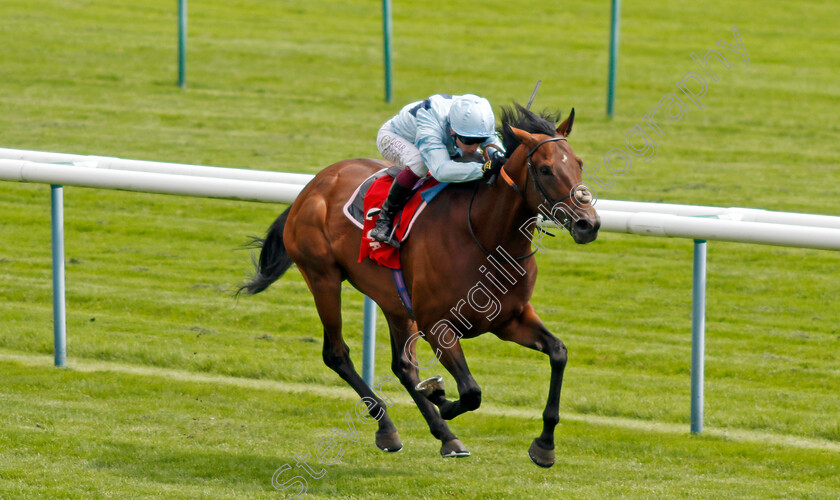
[{"left": 376, "top": 120, "right": 428, "bottom": 177}]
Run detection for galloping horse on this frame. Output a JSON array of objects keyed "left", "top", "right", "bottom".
[{"left": 239, "top": 104, "right": 600, "bottom": 467}]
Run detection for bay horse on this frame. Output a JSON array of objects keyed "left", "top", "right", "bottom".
[{"left": 239, "top": 104, "right": 600, "bottom": 467}]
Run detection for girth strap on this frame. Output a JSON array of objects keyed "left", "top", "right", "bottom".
[{"left": 391, "top": 268, "right": 414, "bottom": 318}]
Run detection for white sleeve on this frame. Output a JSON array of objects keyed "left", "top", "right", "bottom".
[{"left": 415, "top": 108, "right": 484, "bottom": 182}]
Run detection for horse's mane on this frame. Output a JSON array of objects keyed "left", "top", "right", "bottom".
[{"left": 498, "top": 103, "right": 563, "bottom": 158}]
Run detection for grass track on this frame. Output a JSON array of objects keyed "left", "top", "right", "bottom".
[
  {"left": 4, "top": 350, "right": 839, "bottom": 454},
  {"left": 1, "top": 0, "right": 838, "bottom": 498},
  {"left": 2, "top": 352, "right": 838, "bottom": 499}
]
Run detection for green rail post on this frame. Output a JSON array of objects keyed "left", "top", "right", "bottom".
[
  {"left": 606, "top": 0, "right": 620, "bottom": 118},
  {"left": 178, "top": 0, "right": 187, "bottom": 89},
  {"left": 382, "top": 0, "right": 393, "bottom": 103}
]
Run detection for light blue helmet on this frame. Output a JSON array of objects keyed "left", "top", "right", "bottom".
[{"left": 449, "top": 94, "right": 496, "bottom": 138}]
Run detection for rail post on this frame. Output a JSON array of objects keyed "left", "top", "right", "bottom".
[
  {"left": 362, "top": 296, "right": 377, "bottom": 387},
  {"left": 50, "top": 185, "right": 67, "bottom": 367},
  {"left": 690, "top": 239, "right": 707, "bottom": 433}
]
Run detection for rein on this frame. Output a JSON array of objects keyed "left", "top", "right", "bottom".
[
  {"left": 466, "top": 135, "right": 571, "bottom": 261},
  {"left": 467, "top": 182, "right": 538, "bottom": 262}
]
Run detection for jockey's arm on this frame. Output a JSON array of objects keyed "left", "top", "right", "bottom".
[
  {"left": 420, "top": 145, "right": 484, "bottom": 182},
  {"left": 415, "top": 108, "right": 483, "bottom": 183}
]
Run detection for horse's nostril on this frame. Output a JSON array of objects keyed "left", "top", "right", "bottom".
[{"left": 574, "top": 219, "right": 592, "bottom": 232}]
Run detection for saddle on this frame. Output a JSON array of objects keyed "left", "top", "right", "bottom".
[{"left": 344, "top": 167, "right": 448, "bottom": 269}]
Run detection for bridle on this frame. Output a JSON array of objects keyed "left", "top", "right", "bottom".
[
  {"left": 503, "top": 136, "right": 572, "bottom": 207},
  {"left": 467, "top": 135, "right": 576, "bottom": 261}
]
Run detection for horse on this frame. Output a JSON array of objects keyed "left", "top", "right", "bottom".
[{"left": 239, "top": 103, "right": 600, "bottom": 467}]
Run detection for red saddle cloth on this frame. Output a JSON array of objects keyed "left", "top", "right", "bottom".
[{"left": 358, "top": 175, "right": 440, "bottom": 269}]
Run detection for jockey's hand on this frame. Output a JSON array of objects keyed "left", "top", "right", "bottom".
[{"left": 482, "top": 154, "right": 506, "bottom": 181}]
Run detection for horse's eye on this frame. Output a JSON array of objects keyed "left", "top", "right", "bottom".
[{"left": 539, "top": 165, "right": 551, "bottom": 175}]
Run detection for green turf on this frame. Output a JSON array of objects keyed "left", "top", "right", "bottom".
[{"left": 1, "top": 0, "right": 838, "bottom": 498}]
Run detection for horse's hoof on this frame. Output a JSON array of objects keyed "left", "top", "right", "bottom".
[
  {"left": 415, "top": 376, "right": 445, "bottom": 397},
  {"left": 440, "top": 438, "right": 470, "bottom": 458},
  {"left": 375, "top": 430, "right": 403, "bottom": 453},
  {"left": 528, "top": 439, "right": 555, "bottom": 468}
]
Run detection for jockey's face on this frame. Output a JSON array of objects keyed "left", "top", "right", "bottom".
[{"left": 453, "top": 134, "right": 480, "bottom": 155}]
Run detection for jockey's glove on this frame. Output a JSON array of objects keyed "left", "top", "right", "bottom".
[
  {"left": 482, "top": 154, "right": 506, "bottom": 183},
  {"left": 482, "top": 154, "right": 506, "bottom": 174}
]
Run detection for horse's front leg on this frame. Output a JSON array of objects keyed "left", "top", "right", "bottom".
[{"left": 492, "top": 302, "right": 567, "bottom": 468}]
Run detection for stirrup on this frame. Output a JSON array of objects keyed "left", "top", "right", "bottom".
[
  {"left": 370, "top": 221, "right": 401, "bottom": 248},
  {"left": 380, "top": 225, "right": 401, "bottom": 248}
]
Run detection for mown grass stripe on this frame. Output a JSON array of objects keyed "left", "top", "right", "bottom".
[{"left": 3, "top": 349, "right": 836, "bottom": 454}]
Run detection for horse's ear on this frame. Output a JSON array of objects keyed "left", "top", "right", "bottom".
[
  {"left": 510, "top": 126, "right": 537, "bottom": 148},
  {"left": 556, "top": 108, "right": 575, "bottom": 137}
]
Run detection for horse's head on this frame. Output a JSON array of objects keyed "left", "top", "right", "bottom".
[{"left": 499, "top": 104, "right": 600, "bottom": 244}]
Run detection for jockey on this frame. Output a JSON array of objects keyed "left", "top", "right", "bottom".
[{"left": 371, "top": 93, "right": 507, "bottom": 248}]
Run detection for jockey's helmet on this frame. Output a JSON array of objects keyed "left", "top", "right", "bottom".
[{"left": 449, "top": 95, "right": 496, "bottom": 139}]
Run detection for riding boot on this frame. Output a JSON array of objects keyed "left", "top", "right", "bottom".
[{"left": 369, "top": 181, "right": 415, "bottom": 248}]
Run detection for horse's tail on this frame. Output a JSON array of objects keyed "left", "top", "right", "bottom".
[{"left": 237, "top": 206, "right": 294, "bottom": 296}]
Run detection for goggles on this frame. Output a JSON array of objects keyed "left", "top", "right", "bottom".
[{"left": 455, "top": 134, "right": 488, "bottom": 146}]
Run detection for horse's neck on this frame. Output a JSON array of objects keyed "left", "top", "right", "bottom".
[{"left": 470, "top": 181, "right": 535, "bottom": 258}]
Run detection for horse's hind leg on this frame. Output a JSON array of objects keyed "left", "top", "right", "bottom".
[
  {"left": 425, "top": 342, "right": 482, "bottom": 423},
  {"left": 386, "top": 316, "right": 469, "bottom": 458},
  {"left": 298, "top": 265, "right": 402, "bottom": 452}
]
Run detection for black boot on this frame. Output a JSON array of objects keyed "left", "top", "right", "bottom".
[{"left": 369, "top": 181, "right": 414, "bottom": 248}]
